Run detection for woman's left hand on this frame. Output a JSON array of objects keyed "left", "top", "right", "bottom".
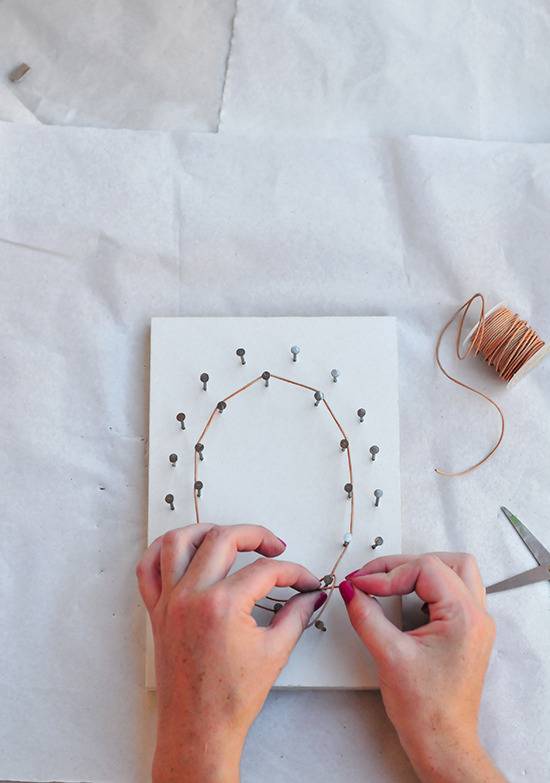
[{"left": 137, "top": 523, "right": 325, "bottom": 783}]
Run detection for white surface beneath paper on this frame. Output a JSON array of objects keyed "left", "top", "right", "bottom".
[
  {"left": 147, "top": 316, "right": 401, "bottom": 689},
  {"left": 1, "top": 124, "right": 550, "bottom": 782}
]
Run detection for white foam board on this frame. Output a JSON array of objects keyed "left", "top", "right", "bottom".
[{"left": 147, "top": 316, "right": 401, "bottom": 688}]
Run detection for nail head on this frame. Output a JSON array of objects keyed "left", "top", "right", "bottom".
[{"left": 290, "top": 345, "right": 300, "bottom": 361}]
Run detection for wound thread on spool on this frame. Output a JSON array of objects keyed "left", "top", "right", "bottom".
[{"left": 435, "top": 293, "right": 548, "bottom": 477}]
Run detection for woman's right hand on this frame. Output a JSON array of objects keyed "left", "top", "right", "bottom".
[{"left": 339, "top": 553, "right": 507, "bottom": 783}]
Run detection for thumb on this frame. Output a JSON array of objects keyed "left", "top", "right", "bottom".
[
  {"left": 339, "top": 579, "right": 406, "bottom": 662},
  {"left": 269, "top": 590, "right": 327, "bottom": 652}
]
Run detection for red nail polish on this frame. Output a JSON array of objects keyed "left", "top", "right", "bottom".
[
  {"left": 314, "top": 592, "right": 327, "bottom": 611},
  {"left": 277, "top": 537, "right": 286, "bottom": 547},
  {"left": 339, "top": 579, "right": 355, "bottom": 604},
  {"left": 345, "top": 568, "right": 362, "bottom": 579}
]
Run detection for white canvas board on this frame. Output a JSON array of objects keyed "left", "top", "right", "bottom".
[{"left": 148, "top": 316, "right": 402, "bottom": 689}]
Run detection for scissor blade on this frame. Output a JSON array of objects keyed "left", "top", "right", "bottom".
[
  {"left": 500, "top": 507, "right": 550, "bottom": 565},
  {"left": 486, "top": 563, "right": 550, "bottom": 594}
]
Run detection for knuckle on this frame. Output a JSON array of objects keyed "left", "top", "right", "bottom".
[
  {"left": 201, "top": 587, "right": 231, "bottom": 621},
  {"left": 418, "top": 553, "right": 440, "bottom": 569},
  {"left": 458, "top": 552, "right": 478, "bottom": 569},
  {"left": 203, "top": 525, "right": 225, "bottom": 544},
  {"left": 456, "top": 602, "right": 494, "bottom": 638},
  {"left": 481, "top": 611, "right": 497, "bottom": 640},
  {"left": 252, "top": 555, "right": 274, "bottom": 572},
  {"left": 162, "top": 528, "right": 182, "bottom": 549},
  {"left": 485, "top": 612, "right": 497, "bottom": 642}
]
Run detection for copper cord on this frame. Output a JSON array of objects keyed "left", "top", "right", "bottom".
[
  {"left": 192, "top": 372, "right": 354, "bottom": 630},
  {"left": 435, "top": 293, "right": 545, "bottom": 477}
]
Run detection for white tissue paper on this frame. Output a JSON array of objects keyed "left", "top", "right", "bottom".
[
  {"left": 1, "top": 123, "right": 549, "bottom": 781},
  {"left": 220, "top": 0, "right": 550, "bottom": 142},
  {"left": 0, "top": 0, "right": 236, "bottom": 130}
]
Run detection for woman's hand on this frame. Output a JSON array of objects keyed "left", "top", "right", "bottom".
[
  {"left": 137, "top": 523, "right": 325, "bottom": 783},
  {"left": 340, "top": 553, "right": 506, "bottom": 783}
]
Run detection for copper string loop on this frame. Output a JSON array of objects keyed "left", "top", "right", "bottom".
[
  {"left": 435, "top": 294, "right": 545, "bottom": 477},
  {"left": 192, "top": 373, "right": 355, "bottom": 630}
]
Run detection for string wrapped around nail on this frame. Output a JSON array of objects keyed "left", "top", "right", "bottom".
[{"left": 192, "top": 372, "right": 355, "bottom": 631}]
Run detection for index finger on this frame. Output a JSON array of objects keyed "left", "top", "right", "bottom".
[
  {"left": 347, "top": 552, "right": 486, "bottom": 607},
  {"left": 181, "top": 524, "right": 287, "bottom": 591},
  {"left": 347, "top": 554, "right": 474, "bottom": 612}
]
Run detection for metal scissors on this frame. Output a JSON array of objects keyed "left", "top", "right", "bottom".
[{"left": 486, "top": 507, "right": 550, "bottom": 594}]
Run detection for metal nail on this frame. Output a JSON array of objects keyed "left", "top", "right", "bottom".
[
  {"left": 200, "top": 372, "right": 209, "bottom": 391},
  {"left": 164, "top": 493, "right": 175, "bottom": 511},
  {"left": 236, "top": 348, "right": 246, "bottom": 365}
]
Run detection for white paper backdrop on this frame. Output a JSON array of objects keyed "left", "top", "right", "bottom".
[
  {"left": 0, "top": 0, "right": 236, "bottom": 130},
  {"left": 1, "top": 123, "right": 549, "bottom": 781},
  {"left": 220, "top": 0, "right": 550, "bottom": 142}
]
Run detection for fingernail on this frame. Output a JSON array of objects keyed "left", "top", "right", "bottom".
[
  {"left": 277, "top": 537, "right": 286, "bottom": 547},
  {"left": 345, "top": 568, "right": 363, "bottom": 579},
  {"left": 339, "top": 579, "right": 355, "bottom": 605},
  {"left": 314, "top": 591, "right": 327, "bottom": 611}
]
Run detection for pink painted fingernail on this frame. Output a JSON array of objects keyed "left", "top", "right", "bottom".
[
  {"left": 339, "top": 579, "right": 355, "bottom": 605},
  {"left": 277, "top": 537, "right": 286, "bottom": 547},
  {"left": 345, "top": 568, "right": 362, "bottom": 579},
  {"left": 314, "top": 592, "right": 327, "bottom": 611}
]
